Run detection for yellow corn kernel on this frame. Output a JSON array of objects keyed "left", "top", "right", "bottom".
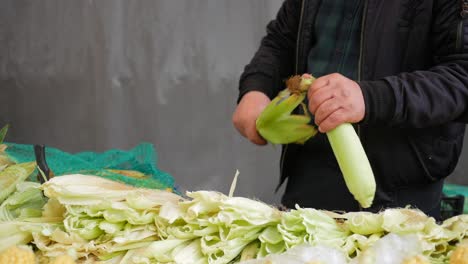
[
  {"left": 0, "top": 246, "right": 35, "bottom": 264},
  {"left": 450, "top": 243, "right": 468, "bottom": 264},
  {"left": 49, "top": 255, "right": 76, "bottom": 264},
  {"left": 403, "top": 255, "right": 430, "bottom": 264}
]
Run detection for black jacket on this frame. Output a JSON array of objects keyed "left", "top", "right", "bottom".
[{"left": 238, "top": 0, "right": 468, "bottom": 217}]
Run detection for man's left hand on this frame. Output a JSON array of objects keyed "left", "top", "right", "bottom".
[{"left": 306, "top": 73, "right": 365, "bottom": 133}]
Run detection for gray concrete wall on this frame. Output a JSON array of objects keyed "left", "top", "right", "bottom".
[
  {"left": 0, "top": 1, "right": 466, "bottom": 206},
  {"left": 0, "top": 0, "right": 285, "bottom": 204}
]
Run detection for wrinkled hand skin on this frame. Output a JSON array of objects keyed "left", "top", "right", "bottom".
[
  {"left": 306, "top": 73, "right": 365, "bottom": 133},
  {"left": 232, "top": 91, "right": 271, "bottom": 145}
]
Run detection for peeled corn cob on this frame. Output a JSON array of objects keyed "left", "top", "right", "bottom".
[{"left": 327, "top": 123, "right": 375, "bottom": 208}]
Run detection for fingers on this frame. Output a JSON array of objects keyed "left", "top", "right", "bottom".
[
  {"left": 307, "top": 75, "right": 330, "bottom": 97},
  {"left": 307, "top": 74, "right": 338, "bottom": 113},
  {"left": 301, "top": 73, "right": 313, "bottom": 79},
  {"left": 318, "top": 108, "right": 348, "bottom": 133},
  {"left": 313, "top": 98, "right": 342, "bottom": 125},
  {"left": 232, "top": 109, "right": 267, "bottom": 146},
  {"left": 232, "top": 91, "right": 270, "bottom": 146},
  {"left": 306, "top": 73, "right": 365, "bottom": 133},
  {"left": 247, "top": 129, "right": 268, "bottom": 145},
  {"left": 233, "top": 114, "right": 267, "bottom": 146},
  {"left": 308, "top": 87, "right": 334, "bottom": 114}
]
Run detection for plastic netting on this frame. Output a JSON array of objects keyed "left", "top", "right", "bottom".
[{"left": 4, "top": 142, "right": 175, "bottom": 191}]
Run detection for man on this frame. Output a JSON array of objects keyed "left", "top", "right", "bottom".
[{"left": 233, "top": 0, "right": 468, "bottom": 218}]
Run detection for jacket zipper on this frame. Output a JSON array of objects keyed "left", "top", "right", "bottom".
[
  {"left": 357, "top": 0, "right": 368, "bottom": 139},
  {"left": 295, "top": 0, "right": 306, "bottom": 74},
  {"left": 456, "top": 0, "right": 465, "bottom": 51},
  {"left": 280, "top": 0, "right": 306, "bottom": 180},
  {"left": 456, "top": 20, "right": 463, "bottom": 52},
  {"left": 457, "top": 1, "right": 468, "bottom": 55}
]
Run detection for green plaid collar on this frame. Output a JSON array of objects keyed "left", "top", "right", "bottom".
[{"left": 307, "top": 0, "right": 363, "bottom": 80}]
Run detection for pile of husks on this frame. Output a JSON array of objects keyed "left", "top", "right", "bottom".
[{"left": 0, "top": 165, "right": 466, "bottom": 263}]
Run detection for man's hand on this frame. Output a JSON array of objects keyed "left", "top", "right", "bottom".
[
  {"left": 232, "top": 91, "right": 270, "bottom": 145},
  {"left": 306, "top": 73, "right": 365, "bottom": 133}
]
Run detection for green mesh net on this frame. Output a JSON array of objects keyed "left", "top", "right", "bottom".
[{"left": 3, "top": 142, "right": 175, "bottom": 191}]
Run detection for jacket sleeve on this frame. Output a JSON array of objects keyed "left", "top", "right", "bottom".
[
  {"left": 360, "top": 1, "right": 468, "bottom": 127},
  {"left": 237, "top": 0, "right": 302, "bottom": 102}
]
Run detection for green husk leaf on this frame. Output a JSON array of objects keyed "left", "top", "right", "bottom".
[
  {"left": 240, "top": 240, "right": 260, "bottom": 261},
  {"left": 0, "top": 222, "right": 33, "bottom": 253},
  {"left": 0, "top": 182, "right": 47, "bottom": 221},
  {"left": 344, "top": 211, "right": 384, "bottom": 235},
  {"left": 0, "top": 124, "right": 8, "bottom": 144},
  {"left": 172, "top": 238, "right": 207, "bottom": 264},
  {"left": 256, "top": 76, "right": 318, "bottom": 145},
  {"left": 0, "top": 162, "right": 37, "bottom": 203},
  {"left": 0, "top": 143, "right": 14, "bottom": 170},
  {"left": 381, "top": 209, "right": 429, "bottom": 234},
  {"left": 0, "top": 221, "right": 59, "bottom": 253},
  {"left": 143, "top": 239, "right": 191, "bottom": 261}
]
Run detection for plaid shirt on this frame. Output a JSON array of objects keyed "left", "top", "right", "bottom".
[{"left": 307, "top": 0, "right": 363, "bottom": 80}]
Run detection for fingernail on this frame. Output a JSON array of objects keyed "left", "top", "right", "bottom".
[{"left": 302, "top": 74, "right": 313, "bottom": 79}]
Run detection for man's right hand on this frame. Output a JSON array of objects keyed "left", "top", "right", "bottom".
[{"left": 232, "top": 91, "right": 271, "bottom": 145}]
